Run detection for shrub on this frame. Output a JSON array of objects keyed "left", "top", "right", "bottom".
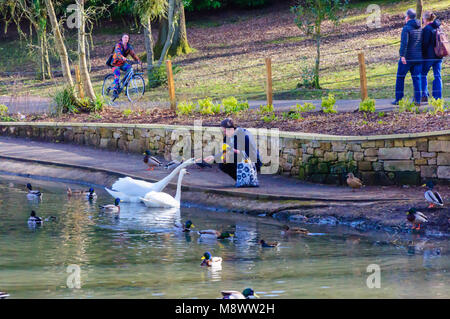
[
  {"left": 222, "top": 96, "right": 249, "bottom": 114},
  {"left": 292, "top": 102, "right": 315, "bottom": 113},
  {"left": 148, "top": 63, "right": 181, "bottom": 88},
  {"left": 429, "top": 97, "right": 446, "bottom": 115},
  {"left": 359, "top": 98, "right": 376, "bottom": 113},
  {"left": 53, "top": 86, "right": 79, "bottom": 114},
  {"left": 122, "top": 109, "right": 133, "bottom": 117},
  {"left": 283, "top": 111, "right": 303, "bottom": 120},
  {"left": 0, "top": 104, "right": 8, "bottom": 117},
  {"left": 321, "top": 94, "right": 337, "bottom": 113},
  {"left": 258, "top": 104, "right": 274, "bottom": 114},
  {"left": 398, "top": 97, "right": 419, "bottom": 113},
  {"left": 261, "top": 112, "right": 277, "bottom": 123},
  {"left": 176, "top": 101, "right": 196, "bottom": 116},
  {"left": 198, "top": 97, "right": 219, "bottom": 115},
  {"left": 296, "top": 65, "right": 316, "bottom": 89}
]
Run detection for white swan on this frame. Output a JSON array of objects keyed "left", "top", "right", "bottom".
[
  {"left": 140, "top": 169, "right": 189, "bottom": 208},
  {"left": 105, "top": 158, "right": 195, "bottom": 202}
]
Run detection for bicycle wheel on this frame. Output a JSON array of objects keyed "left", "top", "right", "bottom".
[
  {"left": 126, "top": 74, "right": 145, "bottom": 102},
  {"left": 102, "top": 74, "right": 116, "bottom": 104}
]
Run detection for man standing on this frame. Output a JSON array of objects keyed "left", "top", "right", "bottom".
[{"left": 392, "top": 9, "right": 423, "bottom": 106}]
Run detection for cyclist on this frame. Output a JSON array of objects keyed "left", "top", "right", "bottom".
[{"left": 111, "top": 34, "right": 142, "bottom": 98}]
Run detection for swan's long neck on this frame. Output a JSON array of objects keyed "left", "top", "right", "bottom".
[
  {"left": 152, "top": 161, "right": 191, "bottom": 192},
  {"left": 174, "top": 172, "right": 185, "bottom": 203}
]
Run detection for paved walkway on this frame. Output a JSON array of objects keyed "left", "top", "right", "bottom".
[{"left": 0, "top": 136, "right": 434, "bottom": 203}]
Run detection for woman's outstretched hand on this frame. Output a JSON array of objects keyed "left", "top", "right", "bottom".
[{"left": 199, "top": 155, "right": 214, "bottom": 163}]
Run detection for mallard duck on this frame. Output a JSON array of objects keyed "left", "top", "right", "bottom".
[
  {"left": 99, "top": 198, "right": 121, "bottom": 213},
  {"left": 67, "top": 187, "right": 97, "bottom": 199},
  {"left": 221, "top": 288, "right": 259, "bottom": 299},
  {"left": 282, "top": 225, "right": 309, "bottom": 235},
  {"left": 259, "top": 239, "right": 279, "bottom": 248},
  {"left": 201, "top": 251, "right": 222, "bottom": 267},
  {"left": 164, "top": 158, "right": 184, "bottom": 170},
  {"left": 197, "top": 229, "right": 234, "bottom": 240},
  {"left": 140, "top": 169, "right": 189, "bottom": 208},
  {"left": 143, "top": 150, "right": 162, "bottom": 171},
  {"left": 0, "top": 291, "right": 9, "bottom": 299},
  {"left": 406, "top": 208, "right": 428, "bottom": 230},
  {"left": 174, "top": 220, "right": 195, "bottom": 232},
  {"left": 105, "top": 158, "right": 196, "bottom": 202},
  {"left": 28, "top": 210, "right": 43, "bottom": 225},
  {"left": 423, "top": 181, "right": 444, "bottom": 208},
  {"left": 26, "top": 183, "right": 42, "bottom": 199},
  {"left": 346, "top": 173, "right": 363, "bottom": 191}
]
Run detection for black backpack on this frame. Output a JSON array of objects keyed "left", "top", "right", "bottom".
[{"left": 105, "top": 45, "right": 115, "bottom": 67}]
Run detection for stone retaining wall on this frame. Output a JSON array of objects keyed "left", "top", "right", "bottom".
[{"left": 1, "top": 122, "right": 449, "bottom": 185}]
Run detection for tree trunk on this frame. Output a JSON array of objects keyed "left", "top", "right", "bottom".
[
  {"left": 154, "top": 0, "right": 191, "bottom": 59},
  {"left": 142, "top": 15, "right": 154, "bottom": 72},
  {"left": 76, "top": 0, "right": 96, "bottom": 100},
  {"left": 417, "top": 0, "right": 424, "bottom": 24},
  {"left": 157, "top": 0, "right": 176, "bottom": 66},
  {"left": 43, "top": 31, "right": 52, "bottom": 79},
  {"left": 314, "top": 33, "right": 321, "bottom": 89}
]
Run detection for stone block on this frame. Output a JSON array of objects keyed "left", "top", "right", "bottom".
[
  {"left": 416, "top": 139, "right": 428, "bottom": 151},
  {"left": 378, "top": 147, "right": 412, "bottom": 160},
  {"left": 354, "top": 152, "right": 364, "bottom": 161},
  {"left": 414, "top": 159, "right": 427, "bottom": 165},
  {"left": 364, "top": 148, "right": 378, "bottom": 157},
  {"left": 428, "top": 158, "right": 436, "bottom": 165},
  {"left": 437, "top": 153, "right": 450, "bottom": 165},
  {"left": 421, "top": 166, "right": 437, "bottom": 178},
  {"left": 429, "top": 140, "right": 450, "bottom": 152},
  {"left": 437, "top": 166, "right": 450, "bottom": 179},
  {"left": 361, "top": 141, "right": 376, "bottom": 148},
  {"left": 404, "top": 139, "right": 416, "bottom": 147},
  {"left": 324, "top": 151, "right": 337, "bottom": 162},
  {"left": 332, "top": 142, "right": 346, "bottom": 152},
  {"left": 395, "top": 171, "right": 420, "bottom": 185},
  {"left": 384, "top": 140, "right": 394, "bottom": 148},
  {"left": 421, "top": 152, "right": 436, "bottom": 158},
  {"left": 314, "top": 149, "right": 324, "bottom": 157},
  {"left": 320, "top": 142, "right": 331, "bottom": 151},
  {"left": 365, "top": 157, "right": 378, "bottom": 162},
  {"left": 375, "top": 140, "right": 384, "bottom": 148},
  {"left": 394, "top": 140, "right": 403, "bottom": 147},
  {"left": 383, "top": 160, "right": 415, "bottom": 171},
  {"left": 358, "top": 161, "right": 372, "bottom": 171}
]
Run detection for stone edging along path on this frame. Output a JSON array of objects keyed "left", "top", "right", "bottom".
[{"left": 0, "top": 122, "right": 449, "bottom": 186}]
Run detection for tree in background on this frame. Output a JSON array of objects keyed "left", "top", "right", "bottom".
[
  {"left": 291, "top": 0, "right": 348, "bottom": 89},
  {"left": 44, "top": 0, "right": 73, "bottom": 86},
  {"left": 154, "top": 0, "right": 192, "bottom": 59},
  {"left": 416, "top": 0, "right": 424, "bottom": 25}
]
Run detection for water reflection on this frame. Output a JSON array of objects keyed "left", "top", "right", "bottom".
[{"left": 0, "top": 177, "right": 449, "bottom": 299}]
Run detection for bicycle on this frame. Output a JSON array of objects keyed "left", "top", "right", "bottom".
[{"left": 102, "top": 60, "right": 146, "bottom": 104}]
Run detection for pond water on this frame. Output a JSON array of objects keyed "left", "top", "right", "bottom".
[{"left": 0, "top": 176, "right": 448, "bottom": 299}]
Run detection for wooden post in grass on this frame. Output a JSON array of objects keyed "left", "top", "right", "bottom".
[
  {"left": 265, "top": 57, "right": 273, "bottom": 106},
  {"left": 166, "top": 60, "right": 176, "bottom": 110},
  {"left": 74, "top": 65, "right": 84, "bottom": 99},
  {"left": 358, "top": 52, "right": 368, "bottom": 101}
]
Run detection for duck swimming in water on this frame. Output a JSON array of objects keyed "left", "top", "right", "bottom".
[
  {"left": 200, "top": 251, "right": 222, "bottom": 267},
  {"left": 221, "top": 288, "right": 259, "bottom": 299},
  {"left": 0, "top": 291, "right": 9, "bottom": 299},
  {"left": 197, "top": 229, "right": 234, "bottom": 240},
  {"left": 99, "top": 198, "right": 121, "bottom": 214},
  {"left": 281, "top": 225, "right": 309, "bottom": 235},
  {"left": 423, "top": 181, "right": 444, "bottom": 208},
  {"left": 143, "top": 150, "right": 162, "bottom": 171},
  {"left": 26, "top": 183, "right": 42, "bottom": 199},
  {"left": 28, "top": 210, "right": 43, "bottom": 225},
  {"left": 67, "top": 187, "right": 97, "bottom": 200},
  {"left": 259, "top": 239, "right": 279, "bottom": 248},
  {"left": 174, "top": 220, "right": 195, "bottom": 232},
  {"left": 406, "top": 208, "right": 428, "bottom": 230}
]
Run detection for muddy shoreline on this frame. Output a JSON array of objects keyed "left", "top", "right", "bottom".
[{"left": 1, "top": 157, "right": 448, "bottom": 237}]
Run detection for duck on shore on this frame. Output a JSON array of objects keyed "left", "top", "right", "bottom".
[
  {"left": 406, "top": 208, "right": 428, "bottom": 230},
  {"left": 423, "top": 181, "right": 444, "bottom": 208},
  {"left": 143, "top": 150, "right": 162, "bottom": 171},
  {"left": 346, "top": 173, "right": 363, "bottom": 191}
]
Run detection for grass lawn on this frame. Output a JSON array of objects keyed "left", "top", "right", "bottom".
[{"left": 0, "top": 0, "right": 448, "bottom": 106}]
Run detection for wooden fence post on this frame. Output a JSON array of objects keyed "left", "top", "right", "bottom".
[
  {"left": 166, "top": 60, "right": 176, "bottom": 110},
  {"left": 358, "top": 52, "right": 368, "bottom": 101},
  {"left": 74, "top": 65, "right": 84, "bottom": 99},
  {"left": 265, "top": 57, "right": 273, "bottom": 106}
]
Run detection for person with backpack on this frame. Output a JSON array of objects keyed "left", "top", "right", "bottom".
[
  {"left": 108, "top": 34, "right": 142, "bottom": 98},
  {"left": 392, "top": 9, "right": 423, "bottom": 106},
  {"left": 202, "top": 118, "right": 262, "bottom": 185},
  {"left": 421, "top": 11, "right": 446, "bottom": 101}
]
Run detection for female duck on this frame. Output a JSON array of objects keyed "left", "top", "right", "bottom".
[
  {"left": 140, "top": 169, "right": 189, "bottom": 208},
  {"left": 221, "top": 288, "right": 259, "bottom": 299},
  {"left": 26, "top": 183, "right": 42, "bottom": 199},
  {"left": 197, "top": 229, "right": 234, "bottom": 240},
  {"left": 282, "top": 225, "right": 309, "bottom": 235},
  {"left": 201, "top": 251, "right": 222, "bottom": 267},
  {"left": 67, "top": 187, "right": 97, "bottom": 200},
  {"left": 99, "top": 198, "right": 121, "bottom": 214},
  {"left": 423, "top": 181, "right": 444, "bottom": 208},
  {"left": 259, "top": 239, "right": 279, "bottom": 248}
]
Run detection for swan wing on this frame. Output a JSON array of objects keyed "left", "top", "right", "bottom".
[
  {"left": 105, "top": 188, "right": 140, "bottom": 203},
  {"left": 141, "top": 191, "right": 178, "bottom": 208},
  {"left": 111, "top": 177, "right": 155, "bottom": 197}
]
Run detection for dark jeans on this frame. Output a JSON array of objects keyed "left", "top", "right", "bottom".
[
  {"left": 395, "top": 59, "right": 422, "bottom": 103},
  {"left": 421, "top": 60, "right": 443, "bottom": 99}
]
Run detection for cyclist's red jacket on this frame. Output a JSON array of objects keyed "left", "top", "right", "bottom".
[{"left": 112, "top": 41, "right": 140, "bottom": 67}]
